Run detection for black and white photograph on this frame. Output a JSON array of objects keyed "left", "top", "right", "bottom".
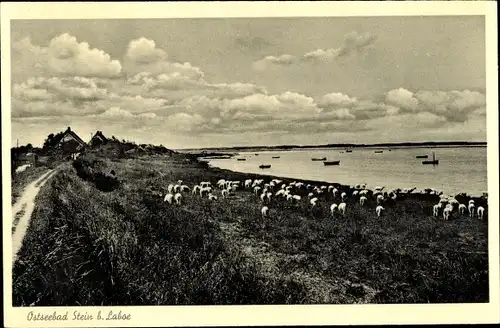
[{"left": 2, "top": 2, "right": 499, "bottom": 327}]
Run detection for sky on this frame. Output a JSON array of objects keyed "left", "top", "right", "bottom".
[{"left": 10, "top": 17, "right": 487, "bottom": 149}]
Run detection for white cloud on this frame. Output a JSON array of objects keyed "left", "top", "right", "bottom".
[{"left": 126, "top": 37, "right": 167, "bottom": 64}]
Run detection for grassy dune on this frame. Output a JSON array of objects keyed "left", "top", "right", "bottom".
[{"left": 12, "top": 149, "right": 489, "bottom": 305}]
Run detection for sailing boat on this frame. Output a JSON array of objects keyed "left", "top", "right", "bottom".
[{"left": 422, "top": 152, "right": 439, "bottom": 165}]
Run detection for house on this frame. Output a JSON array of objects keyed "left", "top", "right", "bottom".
[
  {"left": 89, "top": 130, "right": 108, "bottom": 148},
  {"left": 54, "top": 127, "right": 87, "bottom": 153}
]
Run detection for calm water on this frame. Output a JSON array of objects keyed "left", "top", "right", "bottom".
[{"left": 206, "top": 147, "right": 488, "bottom": 197}]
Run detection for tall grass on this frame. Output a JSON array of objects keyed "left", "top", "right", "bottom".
[{"left": 13, "top": 151, "right": 488, "bottom": 305}]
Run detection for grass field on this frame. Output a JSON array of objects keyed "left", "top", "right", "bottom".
[{"left": 12, "top": 148, "right": 489, "bottom": 305}]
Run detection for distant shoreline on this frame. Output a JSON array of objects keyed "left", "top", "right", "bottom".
[{"left": 177, "top": 141, "right": 487, "bottom": 154}]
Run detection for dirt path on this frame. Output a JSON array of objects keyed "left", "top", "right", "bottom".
[{"left": 12, "top": 169, "right": 57, "bottom": 264}]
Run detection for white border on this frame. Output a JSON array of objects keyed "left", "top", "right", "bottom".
[{"left": 2, "top": 2, "right": 499, "bottom": 327}]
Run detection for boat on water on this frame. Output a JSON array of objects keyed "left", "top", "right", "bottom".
[
  {"left": 345, "top": 149, "right": 352, "bottom": 153},
  {"left": 323, "top": 160, "right": 340, "bottom": 166},
  {"left": 272, "top": 156, "right": 280, "bottom": 159},
  {"left": 374, "top": 150, "right": 383, "bottom": 153},
  {"left": 255, "top": 154, "right": 259, "bottom": 156},
  {"left": 422, "top": 152, "right": 439, "bottom": 165},
  {"left": 416, "top": 155, "right": 428, "bottom": 159},
  {"left": 311, "top": 157, "right": 327, "bottom": 161},
  {"left": 237, "top": 158, "right": 246, "bottom": 161},
  {"left": 259, "top": 164, "right": 271, "bottom": 169}
]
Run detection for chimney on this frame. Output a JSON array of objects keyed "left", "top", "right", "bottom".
[{"left": 67, "top": 127, "right": 71, "bottom": 132}]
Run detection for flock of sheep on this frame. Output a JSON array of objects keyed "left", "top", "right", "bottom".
[{"left": 160, "top": 177, "right": 487, "bottom": 221}]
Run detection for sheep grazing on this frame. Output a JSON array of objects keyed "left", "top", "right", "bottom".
[
  {"left": 244, "top": 179, "right": 253, "bottom": 189},
  {"left": 164, "top": 193, "right": 174, "bottom": 204},
  {"left": 254, "top": 186, "right": 262, "bottom": 195},
  {"left": 433, "top": 203, "right": 442, "bottom": 217},
  {"left": 468, "top": 203, "right": 475, "bottom": 218},
  {"left": 308, "top": 192, "right": 314, "bottom": 198},
  {"left": 376, "top": 205, "right": 385, "bottom": 217},
  {"left": 458, "top": 204, "right": 467, "bottom": 215},
  {"left": 330, "top": 203, "right": 338, "bottom": 215},
  {"left": 267, "top": 192, "right": 273, "bottom": 202},
  {"left": 276, "top": 189, "right": 286, "bottom": 197},
  {"left": 286, "top": 194, "right": 293, "bottom": 202},
  {"left": 261, "top": 206, "right": 269, "bottom": 217},
  {"left": 338, "top": 202, "right": 347, "bottom": 215},
  {"left": 477, "top": 206, "right": 485, "bottom": 220},
  {"left": 180, "top": 185, "right": 190, "bottom": 192},
  {"left": 208, "top": 193, "right": 218, "bottom": 201},
  {"left": 332, "top": 188, "right": 339, "bottom": 198},
  {"left": 260, "top": 192, "right": 267, "bottom": 203},
  {"left": 376, "top": 194, "right": 384, "bottom": 205},
  {"left": 174, "top": 193, "right": 182, "bottom": 205},
  {"left": 200, "top": 187, "right": 212, "bottom": 197},
  {"left": 328, "top": 185, "right": 334, "bottom": 193},
  {"left": 341, "top": 192, "right": 347, "bottom": 202},
  {"left": 292, "top": 195, "right": 301, "bottom": 202},
  {"left": 469, "top": 199, "right": 475, "bottom": 205},
  {"left": 310, "top": 197, "right": 319, "bottom": 207},
  {"left": 192, "top": 185, "right": 201, "bottom": 194},
  {"left": 352, "top": 190, "right": 359, "bottom": 197},
  {"left": 173, "top": 184, "right": 181, "bottom": 193},
  {"left": 221, "top": 189, "right": 229, "bottom": 198},
  {"left": 443, "top": 207, "right": 452, "bottom": 221},
  {"left": 167, "top": 184, "right": 174, "bottom": 193},
  {"left": 359, "top": 196, "right": 368, "bottom": 207}
]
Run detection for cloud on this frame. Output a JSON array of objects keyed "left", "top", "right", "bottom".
[
  {"left": 13, "top": 34, "right": 122, "bottom": 78},
  {"left": 126, "top": 37, "right": 167, "bottom": 64},
  {"left": 254, "top": 31, "right": 377, "bottom": 68},
  {"left": 385, "top": 88, "right": 486, "bottom": 122},
  {"left": 253, "top": 54, "right": 298, "bottom": 70}
]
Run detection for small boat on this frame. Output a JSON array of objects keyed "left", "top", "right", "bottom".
[
  {"left": 422, "top": 152, "right": 439, "bottom": 165},
  {"left": 311, "top": 157, "right": 327, "bottom": 161},
  {"left": 272, "top": 156, "right": 280, "bottom": 159},
  {"left": 259, "top": 164, "right": 271, "bottom": 169},
  {"left": 416, "top": 155, "right": 428, "bottom": 159},
  {"left": 346, "top": 149, "right": 352, "bottom": 153},
  {"left": 255, "top": 154, "right": 259, "bottom": 156},
  {"left": 374, "top": 150, "right": 383, "bottom": 153},
  {"left": 323, "top": 160, "right": 340, "bottom": 166},
  {"left": 237, "top": 158, "right": 246, "bottom": 161}
]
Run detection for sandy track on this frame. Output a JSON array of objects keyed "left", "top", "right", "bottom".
[{"left": 12, "top": 169, "right": 57, "bottom": 264}]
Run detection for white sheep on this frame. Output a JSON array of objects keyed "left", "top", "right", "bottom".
[
  {"left": 468, "top": 203, "right": 475, "bottom": 218},
  {"left": 180, "top": 185, "right": 190, "bottom": 192},
  {"left": 310, "top": 197, "right": 319, "bottom": 207},
  {"left": 200, "top": 187, "right": 212, "bottom": 197},
  {"left": 477, "top": 206, "right": 485, "bottom": 220},
  {"left": 286, "top": 194, "right": 293, "bottom": 202},
  {"left": 167, "top": 184, "right": 174, "bottom": 193},
  {"left": 328, "top": 185, "right": 334, "bottom": 193},
  {"left": 330, "top": 203, "right": 338, "bottom": 215},
  {"left": 254, "top": 186, "right": 262, "bottom": 195},
  {"left": 376, "top": 194, "right": 384, "bottom": 205},
  {"left": 221, "top": 189, "right": 229, "bottom": 198},
  {"left": 458, "top": 204, "right": 467, "bottom": 215},
  {"left": 164, "top": 193, "right": 174, "bottom": 204},
  {"left": 376, "top": 205, "right": 385, "bottom": 217},
  {"left": 443, "top": 207, "right": 452, "bottom": 220},
  {"left": 352, "top": 190, "right": 359, "bottom": 197},
  {"left": 359, "top": 196, "right": 368, "bottom": 207},
  {"left": 292, "top": 195, "right": 302, "bottom": 202},
  {"left": 433, "top": 203, "right": 442, "bottom": 217},
  {"left": 308, "top": 192, "right": 314, "bottom": 198},
  {"left": 192, "top": 185, "right": 201, "bottom": 195},
  {"left": 276, "top": 189, "right": 286, "bottom": 197},
  {"left": 173, "top": 184, "right": 181, "bottom": 193},
  {"left": 261, "top": 206, "right": 269, "bottom": 217},
  {"left": 260, "top": 192, "right": 267, "bottom": 203},
  {"left": 208, "top": 193, "right": 218, "bottom": 201},
  {"left": 469, "top": 199, "right": 475, "bottom": 205},
  {"left": 338, "top": 202, "right": 347, "bottom": 215},
  {"left": 174, "top": 193, "right": 182, "bottom": 205},
  {"left": 267, "top": 192, "right": 273, "bottom": 202},
  {"left": 341, "top": 192, "right": 347, "bottom": 202},
  {"left": 244, "top": 179, "right": 253, "bottom": 189}
]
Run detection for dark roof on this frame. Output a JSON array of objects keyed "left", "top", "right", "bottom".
[{"left": 56, "top": 127, "right": 87, "bottom": 148}]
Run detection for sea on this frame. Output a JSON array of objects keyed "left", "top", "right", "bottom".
[{"left": 205, "top": 147, "right": 488, "bottom": 197}]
